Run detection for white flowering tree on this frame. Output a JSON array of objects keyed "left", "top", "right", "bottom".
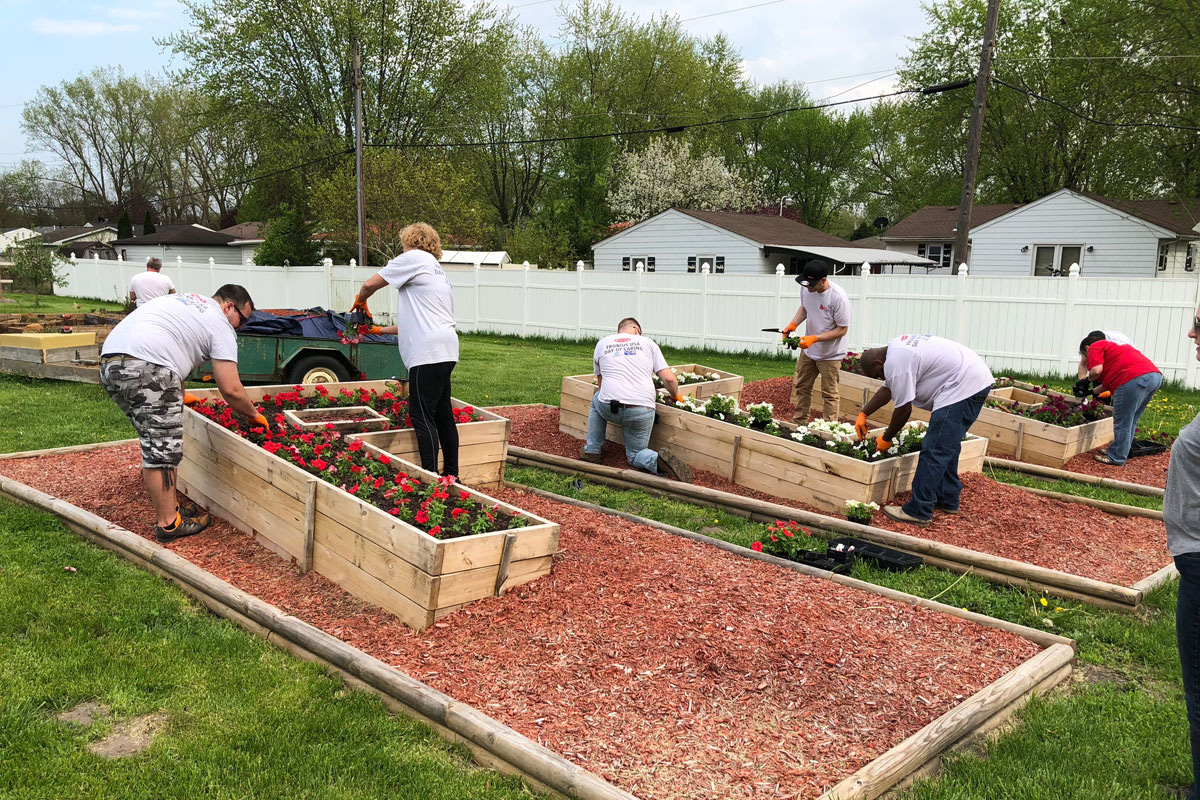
[{"left": 607, "top": 137, "right": 760, "bottom": 222}]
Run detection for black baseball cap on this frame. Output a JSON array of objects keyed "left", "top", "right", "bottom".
[{"left": 796, "top": 259, "right": 830, "bottom": 287}]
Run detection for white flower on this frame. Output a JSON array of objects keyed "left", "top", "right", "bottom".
[{"left": 708, "top": 372, "right": 721, "bottom": 380}]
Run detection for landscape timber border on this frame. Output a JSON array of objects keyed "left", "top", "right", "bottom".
[
  {"left": 0, "top": 464, "right": 634, "bottom": 800},
  {"left": 503, "top": 478, "right": 1077, "bottom": 800},
  {"left": 0, "top": 440, "right": 1074, "bottom": 800},
  {"left": 985, "top": 456, "right": 1165, "bottom": 498},
  {"left": 505, "top": 446, "right": 1177, "bottom": 610}
]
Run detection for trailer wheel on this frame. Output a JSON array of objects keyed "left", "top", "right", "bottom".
[{"left": 287, "top": 354, "right": 352, "bottom": 385}]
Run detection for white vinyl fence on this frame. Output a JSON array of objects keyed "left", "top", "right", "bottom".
[{"left": 58, "top": 255, "right": 1200, "bottom": 386}]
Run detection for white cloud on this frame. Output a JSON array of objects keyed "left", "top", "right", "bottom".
[
  {"left": 32, "top": 18, "right": 141, "bottom": 36},
  {"left": 108, "top": 8, "right": 165, "bottom": 21}
]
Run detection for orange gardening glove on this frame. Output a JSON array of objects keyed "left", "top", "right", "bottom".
[
  {"left": 366, "top": 325, "right": 384, "bottom": 334},
  {"left": 350, "top": 296, "right": 371, "bottom": 314},
  {"left": 1097, "top": 390, "right": 1112, "bottom": 401},
  {"left": 781, "top": 321, "right": 797, "bottom": 339},
  {"left": 798, "top": 335, "right": 819, "bottom": 349},
  {"left": 875, "top": 436, "right": 893, "bottom": 453},
  {"left": 252, "top": 413, "right": 269, "bottom": 429},
  {"left": 182, "top": 393, "right": 203, "bottom": 408},
  {"left": 675, "top": 394, "right": 686, "bottom": 403},
  {"left": 854, "top": 412, "right": 869, "bottom": 440}
]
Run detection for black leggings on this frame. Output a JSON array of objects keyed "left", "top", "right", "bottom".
[{"left": 407, "top": 361, "right": 459, "bottom": 477}]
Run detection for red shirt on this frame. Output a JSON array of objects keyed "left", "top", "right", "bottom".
[{"left": 1087, "top": 341, "right": 1159, "bottom": 391}]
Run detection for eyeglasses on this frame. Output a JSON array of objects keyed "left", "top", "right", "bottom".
[
  {"left": 1193, "top": 316, "right": 1200, "bottom": 336},
  {"left": 229, "top": 302, "right": 249, "bottom": 328}
]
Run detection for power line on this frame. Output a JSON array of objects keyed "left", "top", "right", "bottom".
[
  {"left": 366, "top": 85, "right": 932, "bottom": 150},
  {"left": 997, "top": 53, "right": 1200, "bottom": 62},
  {"left": 992, "top": 77, "right": 1200, "bottom": 132},
  {"left": 680, "top": 0, "right": 793, "bottom": 23}
]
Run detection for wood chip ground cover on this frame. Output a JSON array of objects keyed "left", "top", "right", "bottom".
[
  {"left": 496, "top": 401, "right": 1170, "bottom": 588},
  {"left": 0, "top": 443, "right": 1039, "bottom": 800}
]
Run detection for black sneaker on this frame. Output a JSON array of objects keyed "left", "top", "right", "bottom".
[
  {"left": 656, "top": 448, "right": 693, "bottom": 483},
  {"left": 155, "top": 514, "right": 210, "bottom": 543}
]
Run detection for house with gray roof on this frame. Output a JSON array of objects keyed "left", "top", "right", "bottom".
[
  {"left": 113, "top": 224, "right": 243, "bottom": 266},
  {"left": 592, "top": 208, "right": 932, "bottom": 275}
]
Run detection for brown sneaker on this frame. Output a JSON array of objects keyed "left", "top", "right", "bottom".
[
  {"left": 155, "top": 512, "right": 210, "bottom": 544},
  {"left": 656, "top": 448, "right": 693, "bottom": 483},
  {"left": 579, "top": 447, "right": 603, "bottom": 463},
  {"left": 882, "top": 505, "right": 931, "bottom": 527},
  {"left": 935, "top": 504, "right": 959, "bottom": 515}
]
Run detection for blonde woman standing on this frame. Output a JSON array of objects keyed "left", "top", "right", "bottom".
[{"left": 351, "top": 223, "right": 459, "bottom": 478}]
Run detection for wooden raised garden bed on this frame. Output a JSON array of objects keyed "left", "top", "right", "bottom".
[
  {"left": 660, "top": 362, "right": 743, "bottom": 402},
  {"left": 0, "top": 331, "right": 103, "bottom": 383},
  {"left": 813, "top": 371, "right": 1114, "bottom": 468},
  {"left": 178, "top": 406, "right": 558, "bottom": 631},
  {"left": 283, "top": 405, "right": 390, "bottom": 433},
  {"left": 560, "top": 374, "right": 987, "bottom": 513},
  {"left": 189, "top": 380, "right": 511, "bottom": 489}
]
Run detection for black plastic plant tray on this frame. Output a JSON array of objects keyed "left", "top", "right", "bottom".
[
  {"left": 1128, "top": 438, "right": 1168, "bottom": 459},
  {"left": 829, "top": 537, "right": 923, "bottom": 571},
  {"left": 795, "top": 550, "right": 852, "bottom": 574}
]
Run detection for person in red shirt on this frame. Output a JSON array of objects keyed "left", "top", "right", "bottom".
[{"left": 1081, "top": 332, "right": 1162, "bottom": 465}]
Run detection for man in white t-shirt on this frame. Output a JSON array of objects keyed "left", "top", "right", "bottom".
[
  {"left": 781, "top": 259, "right": 852, "bottom": 422},
  {"left": 856, "top": 334, "right": 995, "bottom": 526},
  {"left": 582, "top": 317, "right": 692, "bottom": 482},
  {"left": 100, "top": 285, "right": 266, "bottom": 543},
  {"left": 128, "top": 257, "right": 176, "bottom": 307}
]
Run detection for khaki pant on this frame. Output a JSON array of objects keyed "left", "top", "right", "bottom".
[{"left": 792, "top": 352, "right": 841, "bottom": 422}]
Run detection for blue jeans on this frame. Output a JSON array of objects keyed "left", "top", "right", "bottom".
[
  {"left": 583, "top": 394, "right": 660, "bottom": 474},
  {"left": 902, "top": 387, "right": 990, "bottom": 521},
  {"left": 1178, "top": 552, "right": 1200, "bottom": 800},
  {"left": 1107, "top": 371, "right": 1163, "bottom": 464}
]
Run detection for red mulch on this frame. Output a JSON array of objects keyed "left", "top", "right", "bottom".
[
  {"left": 0, "top": 443, "right": 1040, "bottom": 800},
  {"left": 741, "top": 377, "right": 1170, "bottom": 492},
  {"left": 494, "top": 405, "right": 1170, "bottom": 588}
]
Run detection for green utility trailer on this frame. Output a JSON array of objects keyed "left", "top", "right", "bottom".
[{"left": 191, "top": 333, "right": 407, "bottom": 385}]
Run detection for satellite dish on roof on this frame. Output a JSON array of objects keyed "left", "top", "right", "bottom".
[{"left": 872, "top": 216, "right": 889, "bottom": 230}]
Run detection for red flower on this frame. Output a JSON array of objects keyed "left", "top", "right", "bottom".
[
  {"left": 450, "top": 508, "right": 467, "bottom": 519},
  {"left": 379, "top": 454, "right": 391, "bottom": 465},
  {"left": 433, "top": 490, "right": 450, "bottom": 500},
  {"left": 769, "top": 534, "right": 778, "bottom": 543},
  {"left": 348, "top": 440, "right": 364, "bottom": 452},
  {"left": 311, "top": 458, "right": 328, "bottom": 471},
  {"left": 387, "top": 507, "right": 400, "bottom": 516},
  {"left": 428, "top": 525, "right": 442, "bottom": 537},
  {"left": 347, "top": 484, "right": 359, "bottom": 494},
  {"left": 263, "top": 442, "right": 282, "bottom": 454},
  {"left": 751, "top": 541, "right": 763, "bottom": 552},
  {"left": 782, "top": 529, "right": 793, "bottom": 538},
  {"left": 415, "top": 510, "right": 429, "bottom": 524}
]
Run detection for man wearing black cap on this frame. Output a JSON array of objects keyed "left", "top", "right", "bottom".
[{"left": 780, "top": 259, "right": 852, "bottom": 422}]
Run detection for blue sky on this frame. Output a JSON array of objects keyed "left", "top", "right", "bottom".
[{"left": 0, "top": 0, "right": 928, "bottom": 175}]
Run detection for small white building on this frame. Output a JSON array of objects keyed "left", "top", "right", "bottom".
[
  {"left": 440, "top": 250, "right": 511, "bottom": 268},
  {"left": 113, "top": 224, "right": 242, "bottom": 266},
  {"left": 0, "top": 227, "right": 37, "bottom": 250},
  {"left": 967, "top": 189, "right": 1199, "bottom": 277},
  {"left": 592, "top": 208, "right": 932, "bottom": 275}
]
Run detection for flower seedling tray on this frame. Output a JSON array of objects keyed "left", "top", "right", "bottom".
[
  {"left": 812, "top": 370, "right": 1114, "bottom": 468},
  {"left": 830, "top": 537, "right": 924, "bottom": 571},
  {"left": 283, "top": 405, "right": 390, "bottom": 433},
  {"left": 560, "top": 374, "right": 987, "bottom": 514},
  {"left": 795, "top": 550, "right": 852, "bottom": 574},
  {"left": 178, "top": 408, "right": 558, "bottom": 631},
  {"left": 1129, "top": 438, "right": 1168, "bottom": 459},
  {"left": 188, "top": 379, "right": 511, "bottom": 489}
]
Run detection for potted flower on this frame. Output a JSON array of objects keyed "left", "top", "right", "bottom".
[{"left": 844, "top": 499, "right": 879, "bottom": 524}]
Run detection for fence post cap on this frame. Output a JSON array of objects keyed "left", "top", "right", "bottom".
[
  {"left": 775, "top": 263, "right": 785, "bottom": 275},
  {"left": 576, "top": 260, "right": 585, "bottom": 270},
  {"left": 208, "top": 257, "right": 215, "bottom": 265},
  {"left": 523, "top": 260, "right": 530, "bottom": 270},
  {"left": 350, "top": 258, "right": 357, "bottom": 267},
  {"left": 1068, "top": 262, "right": 1080, "bottom": 276},
  {"left": 957, "top": 262, "right": 969, "bottom": 276}
]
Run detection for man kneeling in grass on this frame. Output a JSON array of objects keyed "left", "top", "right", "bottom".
[{"left": 581, "top": 317, "right": 692, "bottom": 482}]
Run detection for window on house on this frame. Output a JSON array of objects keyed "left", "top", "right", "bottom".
[
  {"left": 714, "top": 256, "right": 725, "bottom": 274},
  {"left": 1187, "top": 247, "right": 1195, "bottom": 273},
  {"left": 687, "top": 256, "right": 696, "bottom": 273},
  {"left": 917, "top": 242, "right": 953, "bottom": 270},
  {"left": 646, "top": 256, "right": 655, "bottom": 272},
  {"left": 630, "top": 255, "right": 648, "bottom": 271},
  {"left": 696, "top": 254, "right": 716, "bottom": 273},
  {"left": 621, "top": 256, "right": 630, "bottom": 271},
  {"left": 1159, "top": 243, "right": 1170, "bottom": 272},
  {"left": 1033, "top": 245, "right": 1083, "bottom": 276}
]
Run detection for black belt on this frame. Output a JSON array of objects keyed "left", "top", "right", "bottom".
[{"left": 100, "top": 352, "right": 138, "bottom": 361}]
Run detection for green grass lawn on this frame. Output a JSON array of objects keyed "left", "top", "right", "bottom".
[
  {"left": 2, "top": 305, "right": 1198, "bottom": 798},
  {"left": 1, "top": 291, "right": 125, "bottom": 315}
]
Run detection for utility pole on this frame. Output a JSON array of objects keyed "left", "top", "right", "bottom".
[
  {"left": 951, "top": 0, "right": 1001, "bottom": 275},
  {"left": 353, "top": 39, "right": 366, "bottom": 270}
]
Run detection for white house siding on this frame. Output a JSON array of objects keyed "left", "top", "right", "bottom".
[
  {"left": 116, "top": 243, "right": 245, "bottom": 267},
  {"left": 968, "top": 192, "right": 1165, "bottom": 277},
  {"left": 593, "top": 212, "right": 764, "bottom": 273}
]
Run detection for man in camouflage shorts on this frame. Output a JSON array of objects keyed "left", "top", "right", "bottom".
[{"left": 100, "top": 285, "right": 266, "bottom": 543}]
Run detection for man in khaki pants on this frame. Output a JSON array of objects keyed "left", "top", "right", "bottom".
[{"left": 781, "top": 259, "right": 852, "bottom": 422}]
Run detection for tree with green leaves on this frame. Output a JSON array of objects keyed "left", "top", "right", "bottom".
[
  {"left": 6, "top": 236, "right": 66, "bottom": 307},
  {"left": 142, "top": 211, "right": 155, "bottom": 235},
  {"left": 116, "top": 210, "right": 133, "bottom": 239},
  {"left": 255, "top": 203, "right": 320, "bottom": 267}
]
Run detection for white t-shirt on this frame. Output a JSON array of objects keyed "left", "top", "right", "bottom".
[
  {"left": 799, "top": 280, "right": 852, "bottom": 361},
  {"left": 1103, "top": 330, "right": 1134, "bottom": 348},
  {"left": 102, "top": 293, "right": 239, "bottom": 380},
  {"left": 129, "top": 270, "right": 176, "bottom": 307},
  {"left": 378, "top": 249, "right": 458, "bottom": 369},
  {"left": 883, "top": 334, "right": 994, "bottom": 411},
  {"left": 593, "top": 333, "right": 668, "bottom": 409}
]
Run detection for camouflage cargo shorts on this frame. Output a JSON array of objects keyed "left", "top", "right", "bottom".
[{"left": 99, "top": 356, "right": 184, "bottom": 469}]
